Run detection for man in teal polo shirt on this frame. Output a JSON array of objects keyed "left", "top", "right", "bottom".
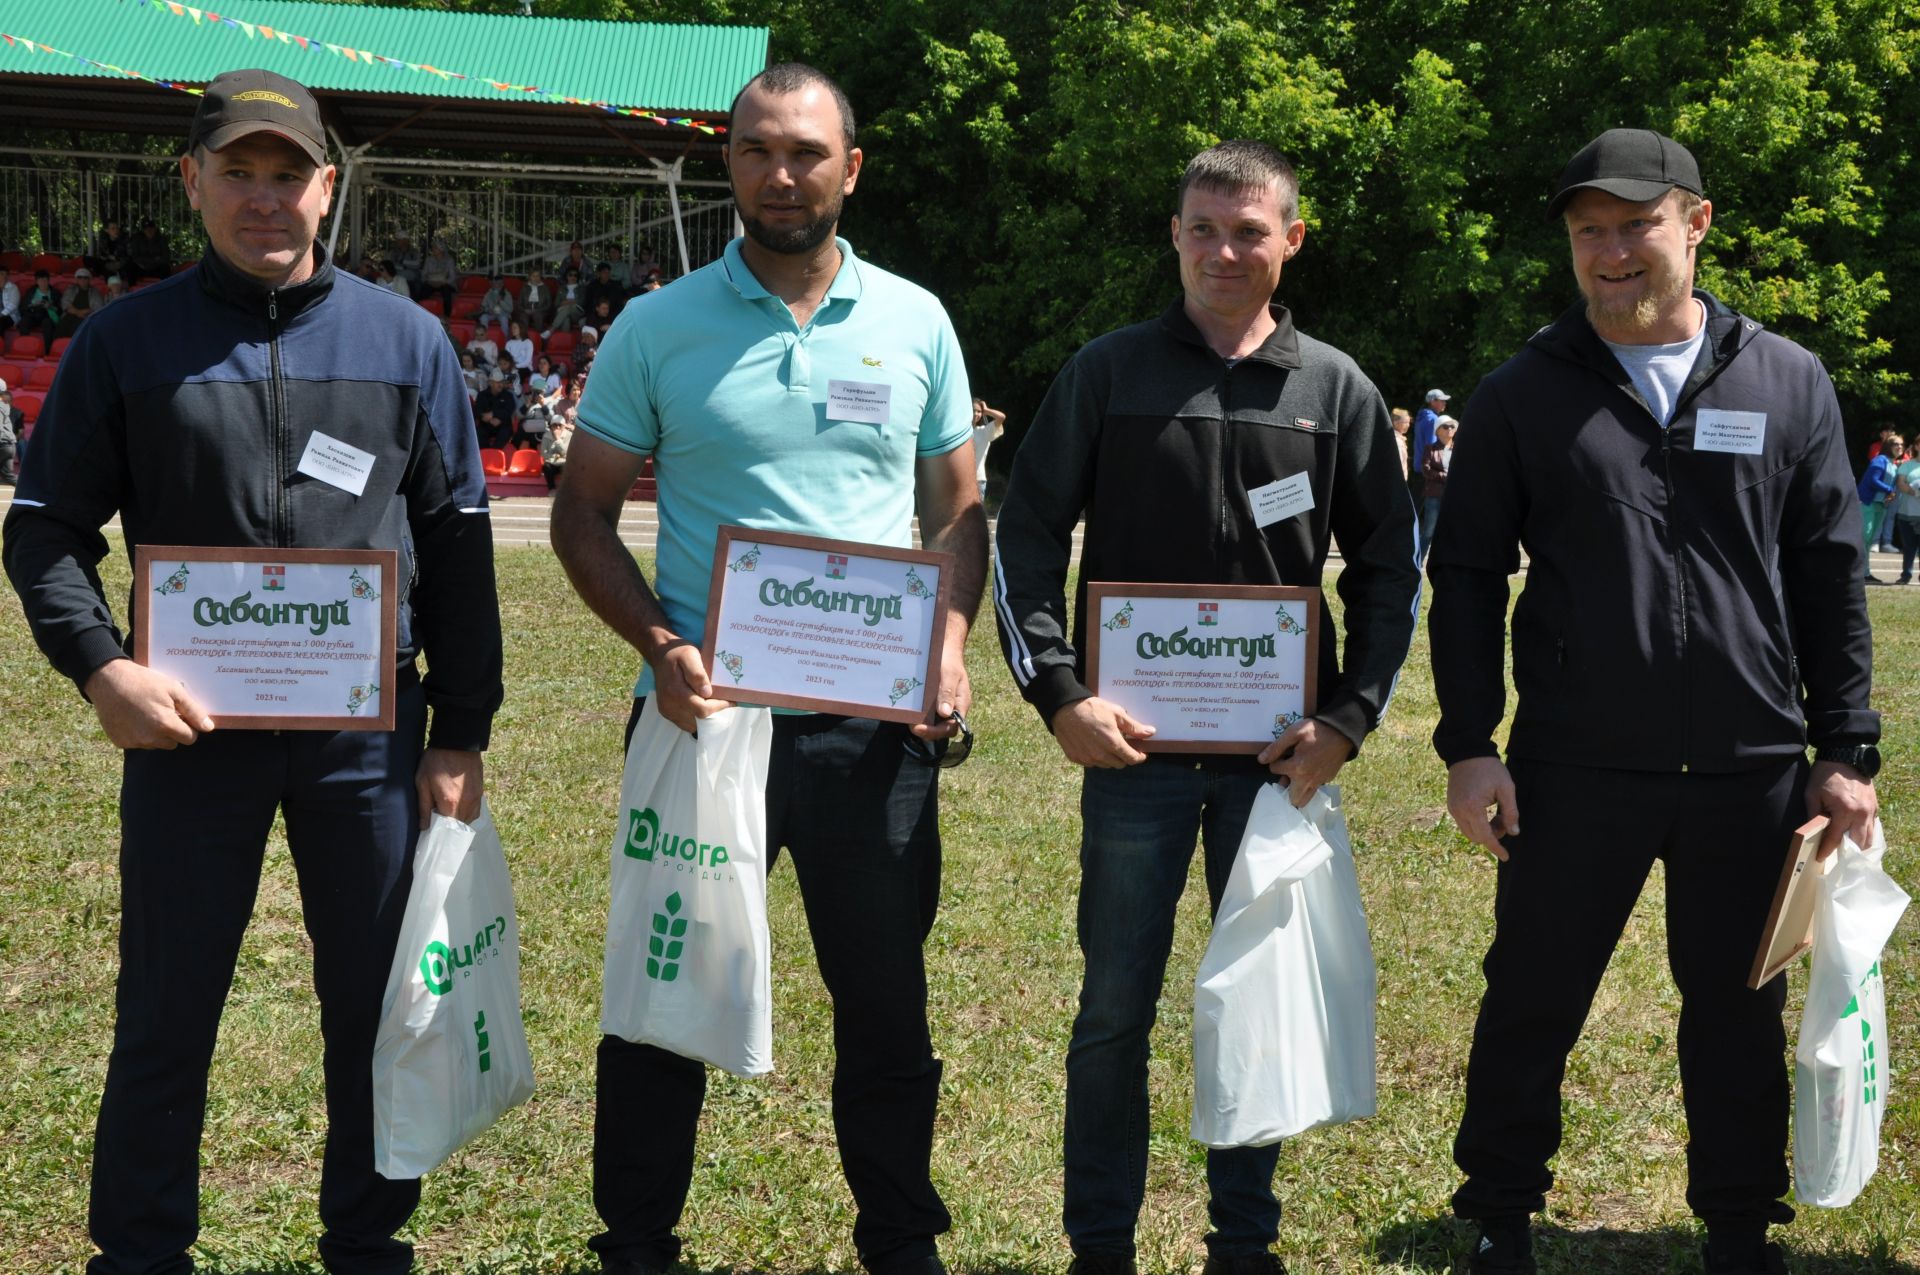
[{"left": 551, "top": 62, "right": 987, "bottom": 1275}]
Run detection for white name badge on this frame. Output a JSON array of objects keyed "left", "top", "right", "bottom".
[
  {"left": 1248, "top": 472, "right": 1316, "bottom": 528},
  {"left": 827, "top": 379, "right": 892, "bottom": 425},
  {"left": 296, "top": 430, "right": 378, "bottom": 497},
  {"left": 1694, "top": 409, "right": 1767, "bottom": 456}
]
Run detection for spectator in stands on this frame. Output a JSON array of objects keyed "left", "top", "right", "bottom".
[
  {"left": 92, "top": 219, "right": 132, "bottom": 278},
  {"left": 584, "top": 261, "right": 625, "bottom": 322},
  {"left": 504, "top": 319, "right": 534, "bottom": 373},
  {"left": 634, "top": 242, "right": 660, "bottom": 281},
  {"left": 546, "top": 266, "right": 586, "bottom": 336},
  {"left": 126, "top": 218, "right": 171, "bottom": 283},
  {"left": 641, "top": 275, "right": 664, "bottom": 294},
  {"left": 540, "top": 412, "right": 571, "bottom": 490},
  {"left": 0, "top": 271, "right": 19, "bottom": 334},
  {"left": 572, "top": 325, "right": 598, "bottom": 378},
  {"left": 481, "top": 273, "right": 515, "bottom": 331},
  {"left": 495, "top": 352, "right": 524, "bottom": 406},
  {"left": 20, "top": 270, "right": 60, "bottom": 336},
  {"left": 606, "top": 243, "right": 632, "bottom": 291},
  {"left": 467, "top": 327, "right": 500, "bottom": 366},
  {"left": 421, "top": 241, "right": 459, "bottom": 314},
  {"left": 0, "top": 384, "right": 17, "bottom": 483},
  {"left": 61, "top": 267, "right": 97, "bottom": 315},
  {"left": 54, "top": 285, "right": 94, "bottom": 340},
  {"left": 458, "top": 350, "right": 485, "bottom": 402},
  {"left": 527, "top": 353, "right": 564, "bottom": 413},
  {"left": 387, "top": 230, "right": 422, "bottom": 295},
  {"left": 561, "top": 239, "right": 590, "bottom": 283},
  {"left": 518, "top": 268, "right": 553, "bottom": 332},
  {"left": 514, "top": 374, "right": 549, "bottom": 452},
  {"left": 353, "top": 255, "right": 379, "bottom": 282},
  {"left": 101, "top": 275, "right": 128, "bottom": 310},
  {"left": 377, "top": 260, "right": 410, "bottom": 298},
  {"left": 474, "top": 368, "right": 517, "bottom": 450}
]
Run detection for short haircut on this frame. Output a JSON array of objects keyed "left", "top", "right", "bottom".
[
  {"left": 1176, "top": 139, "right": 1299, "bottom": 223},
  {"left": 730, "top": 62, "right": 856, "bottom": 154}
]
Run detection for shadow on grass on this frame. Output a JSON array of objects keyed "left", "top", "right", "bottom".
[{"left": 1371, "top": 1215, "right": 1920, "bottom": 1274}]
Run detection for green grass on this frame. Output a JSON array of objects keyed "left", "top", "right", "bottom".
[{"left": 1, "top": 541, "right": 1916, "bottom": 1274}]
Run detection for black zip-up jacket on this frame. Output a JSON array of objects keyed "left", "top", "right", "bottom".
[
  {"left": 3, "top": 245, "right": 503, "bottom": 750},
  {"left": 993, "top": 300, "right": 1420, "bottom": 753},
  {"left": 1429, "top": 290, "right": 1875, "bottom": 771}
]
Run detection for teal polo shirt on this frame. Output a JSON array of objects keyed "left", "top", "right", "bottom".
[{"left": 575, "top": 236, "right": 974, "bottom": 697}]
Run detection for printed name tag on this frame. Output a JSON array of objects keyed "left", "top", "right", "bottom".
[
  {"left": 1694, "top": 409, "right": 1766, "bottom": 456},
  {"left": 1248, "top": 472, "right": 1316, "bottom": 528},
  {"left": 827, "top": 379, "right": 892, "bottom": 425},
  {"left": 296, "top": 430, "right": 377, "bottom": 497}
]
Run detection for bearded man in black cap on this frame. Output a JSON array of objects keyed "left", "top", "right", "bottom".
[
  {"left": 1427, "top": 128, "right": 1881, "bottom": 1275},
  {"left": 3, "top": 69, "right": 501, "bottom": 1274}
]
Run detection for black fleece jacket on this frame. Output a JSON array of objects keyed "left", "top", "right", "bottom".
[
  {"left": 993, "top": 300, "right": 1420, "bottom": 756},
  {"left": 3, "top": 245, "right": 503, "bottom": 750},
  {"left": 1429, "top": 290, "right": 1876, "bottom": 771}
]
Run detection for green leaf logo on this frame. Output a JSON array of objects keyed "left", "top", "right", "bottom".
[{"left": 646, "top": 891, "right": 688, "bottom": 981}]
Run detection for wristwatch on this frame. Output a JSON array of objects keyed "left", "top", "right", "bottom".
[{"left": 1813, "top": 744, "right": 1881, "bottom": 779}]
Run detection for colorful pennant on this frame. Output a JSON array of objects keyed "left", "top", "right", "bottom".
[{"left": 2, "top": 3, "right": 728, "bottom": 133}]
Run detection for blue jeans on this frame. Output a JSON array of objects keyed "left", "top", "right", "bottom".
[
  {"left": 1418, "top": 495, "right": 1444, "bottom": 564},
  {"left": 1066, "top": 761, "right": 1282, "bottom": 1258}
]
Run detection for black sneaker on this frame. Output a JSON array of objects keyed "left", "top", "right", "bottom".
[
  {"left": 1068, "top": 1253, "right": 1139, "bottom": 1275},
  {"left": 1703, "top": 1239, "right": 1788, "bottom": 1274},
  {"left": 1467, "top": 1216, "right": 1536, "bottom": 1275},
  {"left": 1200, "top": 1252, "right": 1285, "bottom": 1275}
]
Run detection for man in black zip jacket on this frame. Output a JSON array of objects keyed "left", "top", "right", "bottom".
[
  {"left": 1429, "top": 130, "right": 1879, "bottom": 1275},
  {"left": 2, "top": 71, "right": 501, "bottom": 1275},
  {"left": 994, "top": 140, "right": 1418, "bottom": 1275}
]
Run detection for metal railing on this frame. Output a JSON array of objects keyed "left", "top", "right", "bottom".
[{"left": 0, "top": 158, "right": 200, "bottom": 263}]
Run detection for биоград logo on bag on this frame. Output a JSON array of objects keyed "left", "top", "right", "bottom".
[
  {"left": 419, "top": 914, "right": 511, "bottom": 996},
  {"left": 622, "top": 804, "right": 735, "bottom": 880}
]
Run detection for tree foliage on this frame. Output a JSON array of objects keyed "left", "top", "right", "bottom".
[{"left": 383, "top": 0, "right": 1920, "bottom": 447}]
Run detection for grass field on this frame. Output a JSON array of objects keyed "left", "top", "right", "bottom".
[{"left": 0, "top": 541, "right": 1915, "bottom": 1275}]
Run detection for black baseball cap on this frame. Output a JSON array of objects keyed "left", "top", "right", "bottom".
[
  {"left": 1547, "top": 128, "right": 1701, "bottom": 219},
  {"left": 188, "top": 69, "right": 327, "bottom": 166}
]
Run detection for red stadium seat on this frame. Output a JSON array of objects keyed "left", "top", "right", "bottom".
[
  {"left": 26, "top": 364, "right": 56, "bottom": 390},
  {"left": 30, "top": 253, "right": 61, "bottom": 272},
  {"left": 61, "top": 257, "right": 86, "bottom": 274},
  {"left": 545, "top": 332, "right": 577, "bottom": 358},
  {"left": 503, "top": 276, "right": 524, "bottom": 296},
  {"left": 9, "top": 334, "right": 45, "bottom": 359},
  {"left": 451, "top": 296, "right": 485, "bottom": 320},
  {"left": 478, "top": 448, "right": 507, "bottom": 476},
  {"left": 506, "top": 448, "right": 543, "bottom": 477},
  {"left": 48, "top": 337, "right": 72, "bottom": 357},
  {"left": 14, "top": 390, "right": 44, "bottom": 423},
  {"left": 458, "top": 275, "right": 491, "bottom": 295},
  {"left": 448, "top": 319, "right": 476, "bottom": 344},
  {"left": 417, "top": 297, "right": 444, "bottom": 317},
  {"left": 0, "top": 250, "right": 24, "bottom": 271},
  {"left": 0, "top": 362, "right": 26, "bottom": 387}
]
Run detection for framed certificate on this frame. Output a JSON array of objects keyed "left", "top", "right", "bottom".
[
  {"left": 1084, "top": 582, "right": 1321, "bottom": 753},
  {"left": 1748, "top": 816, "right": 1832, "bottom": 988},
  {"left": 699, "top": 526, "right": 953, "bottom": 723},
  {"left": 134, "top": 546, "right": 399, "bottom": 731}
]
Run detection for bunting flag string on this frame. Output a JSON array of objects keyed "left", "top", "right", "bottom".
[{"left": 2, "top": 3, "right": 726, "bottom": 134}]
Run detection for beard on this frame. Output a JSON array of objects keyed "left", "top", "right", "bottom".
[
  {"left": 1579, "top": 256, "right": 1692, "bottom": 336},
  {"left": 736, "top": 182, "right": 845, "bottom": 256}
]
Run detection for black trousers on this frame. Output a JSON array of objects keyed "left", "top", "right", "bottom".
[
  {"left": 1452, "top": 756, "right": 1805, "bottom": 1229},
  {"left": 89, "top": 681, "right": 427, "bottom": 1274},
  {"left": 591, "top": 706, "right": 950, "bottom": 1273}
]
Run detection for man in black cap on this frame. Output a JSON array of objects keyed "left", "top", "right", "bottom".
[
  {"left": 3, "top": 67, "right": 501, "bottom": 1275},
  {"left": 1428, "top": 128, "right": 1879, "bottom": 1274}
]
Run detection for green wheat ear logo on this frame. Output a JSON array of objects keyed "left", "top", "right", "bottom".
[
  {"left": 648, "top": 892, "right": 688, "bottom": 981},
  {"left": 625, "top": 806, "right": 660, "bottom": 860},
  {"left": 474, "top": 1010, "right": 492, "bottom": 1074}
]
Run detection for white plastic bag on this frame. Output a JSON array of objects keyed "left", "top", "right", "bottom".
[
  {"left": 372, "top": 803, "right": 536, "bottom": 1179},
  {"left": 1191, "top": 783, "right": 1377, "bottom": 1148},
  {"left": 1794, "top": 820, "right": 1909, "bottom": 1207},
  {"left": 602, "top": 697, "right": 775, "bottom": 1077}
]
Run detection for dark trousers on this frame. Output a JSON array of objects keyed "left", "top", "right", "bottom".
[
  {"left": 88, "top": 682, "right": 427, "bottom": 1275},
  {"left": 1452, "top": 757, "right": 1805, "bottom": 1229},
  {"left": 592, "top": 706, "right": 950, "bottom": 1273}
]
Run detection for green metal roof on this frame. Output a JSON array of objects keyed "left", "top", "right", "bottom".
[{"left": 0, "top": 0, "right": 768, "bottom": 116}]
